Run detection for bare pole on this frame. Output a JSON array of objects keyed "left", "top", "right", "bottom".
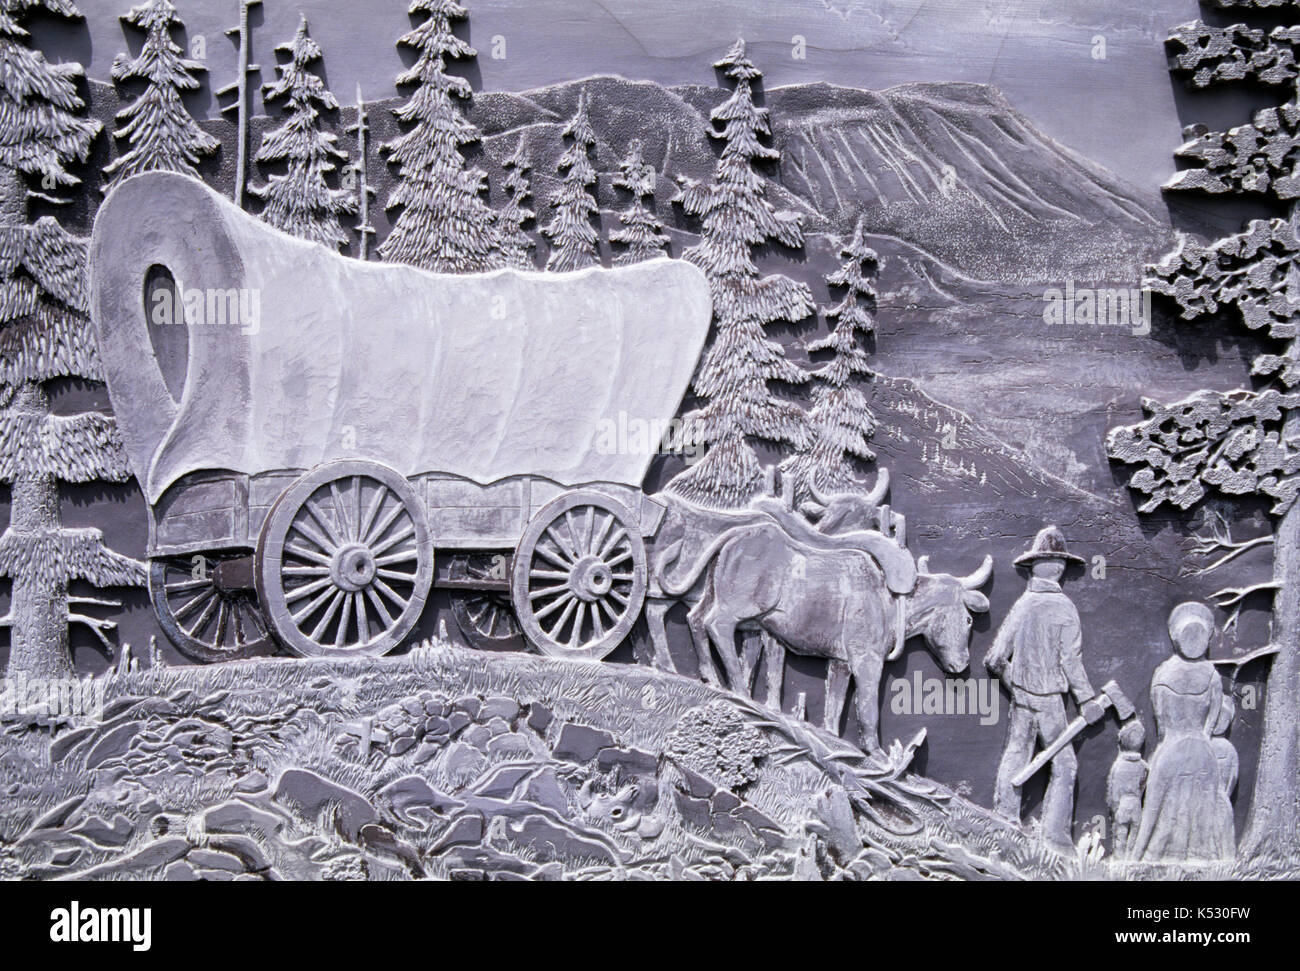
[
  {"left": 346, "top": 83, "right": 376, "bottom": 260},
  {"left": 217, "top": 0, "right": 261, "bottom": 208}
]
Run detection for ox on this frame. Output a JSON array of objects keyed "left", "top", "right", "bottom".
[
  {"left": 643, "top": 470, "right": 892, "bottom": 683},
  {"left": 660, "top": 522, "right": 992, "bottom": 753}
]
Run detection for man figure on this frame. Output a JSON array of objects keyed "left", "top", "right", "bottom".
[{"left": 985, "top": 525, "right": 1102, "bottom": 852}]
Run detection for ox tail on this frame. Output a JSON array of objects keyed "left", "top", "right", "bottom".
[{"left": 657, "top": 523, "right": 755, "bottom": 599}]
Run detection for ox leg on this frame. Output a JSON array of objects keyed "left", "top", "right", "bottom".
[
  {"left": 685, "top": 600, "right": 721, "bottom": 688},
  {"left": 762, "top": 633, "right": 784, "bottom": 711},
  {"left": 740, "top": 631, "right": 763, "bottom": 697},
  {"left": 850, "top": 649, "right": 886, "bottom": 755},
  {"left": 703, "top": 612, "right": 745, "bottom": 692},
  {"left": 824, "top": 660, "right": 851, "bottom": 735},
  {"left": 643, "top": 598, "right": 677, "bottom": 673}
]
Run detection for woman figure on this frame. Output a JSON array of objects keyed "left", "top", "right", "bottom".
[{"left": 1131, "top": 602, "right": 1235, "bottom": 863}]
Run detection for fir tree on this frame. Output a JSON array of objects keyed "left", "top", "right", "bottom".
[
  {"left": 668, "top": 40, "right": 814, "bottom": 508},
  {"left": 379, "top": 0, "right": 500, "bottom": 272},
  {"left": 104, "top": 0, "right": 219, "bottom": 186},
  {"left": 0, "top": 0, "right": 144, "bottom": 680},
  {"left": 1107, "top": 2, "right": 1300, "bottom": 859},
  {"left": 611, "top": 139, "right": 668, "bottom": 265},
  {"left": 250, "top": 16, "right": 355, "bottom": 249},
  {"left": 495, "top": 137, "right": 535, "bottom": 269},
  {"left": 781, "top": 217, "right": 878, "bottom": 499},
  {"left": 542, "top": 91, "right": 600, "bottom": 272}
]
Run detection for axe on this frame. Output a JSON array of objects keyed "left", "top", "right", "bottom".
[{"left": 1011, "top": 680, "right": 1135, "bottom": 788}]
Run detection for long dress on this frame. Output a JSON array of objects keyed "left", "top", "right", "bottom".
[{"left": 1131, "top": 656, "right": 1235, "bottom": 863}]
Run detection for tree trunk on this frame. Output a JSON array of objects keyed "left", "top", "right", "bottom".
[
  {"left": 0, "top": 163, "right": 24, "bottom": 225},
  {"left": 3, "top": 383, "right": 73, "bottom": 681}
]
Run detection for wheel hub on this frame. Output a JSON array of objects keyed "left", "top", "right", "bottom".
[
  {"left": 569, "top": 555, "right": 614, "bottom": 602},
  {"left": 331, "top": 543, "right": 376, "bottom": 592}
]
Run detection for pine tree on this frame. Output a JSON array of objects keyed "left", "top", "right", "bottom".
[
  {"left": 495, "top": 137, "right": 535, "bottom": 269},
  {"left": 0, "top": 0, "right": 144, "bottom": 680},
  {"left": 104, "top": 0, "right": 219, "bottom": 186},
  {"left": 781, "top": 217, "right": 878, "bottom": 500},
  {"left": 250, "top": 16, "right": 355, "bottom": 249},
  {"left": 542, "top": 91, "right": 600, "bottom": 272},
  {"left": 667, "top": 40, "right": 814, "bottom": 508},
  {"left": 611, "top": 139, "right": 668, "bottom": 265},
  {"left": 379, "top": 0, "right": 500, "bottom": 272},
  {"left": 1107, "top": 3, "right": 1300, "bottom": 859}
]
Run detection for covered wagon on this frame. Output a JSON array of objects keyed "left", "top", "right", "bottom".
[{"left": 89, "top": 172, "right": 711, "bottom": 662}]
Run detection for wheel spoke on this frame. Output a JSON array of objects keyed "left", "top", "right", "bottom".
[
  {"left": 188, "top": 593, "right": 219, "bottom": 637},
  {"left": 599, "top": 528, "right": 629, "bottom": 559},
  {"left": 534, "top": 542, "right": 572, "bottom": 571},
  {"left": 285, "top": 543, "right": 332, "bottom": 567},
  {"left": 173, "top": 588, "right": 213, "bottom": 621},
  {"left": 543, "top": 526, "right": 579, "bottom": 564},
  {"left": 605, "top": 549, "right": 633, "bottom": 569},
  {"left": 376, "top": 568, "right": 416, "bottom": 582},
  {"left": 355, "top": 592, "right": 370, "bottom": 642},
  {"left": 335, "top": 590, "right": 353, "bottom": 647},
  {"left": 528, "top": 569, "right": 571, "bottom": 581},
  {"left": 164, "top": 577, "right": 211, "bottom": 594},
  {"left": 370, "top": 523, "right": 414, "bottom": 558},
  {"left": 303, "top": 498, "right": 344, "bottom": 549},
  {"left": 283, "top": 565, "right": 330, "bottom": 577},
  {"left": 375, "top": 550, "right": 418, "bottom": 568},
  {"left": 589, "top": 601, "right": 607, "bottom": 638},
  {"left": 331, "top": 481, "right": 356, "bottom": 542},
  {"left": 292, "top": 517, "right": 336, "bottom": 556},
  {"left": 293, "top": 586, "right": 337, "bottom": 627},
  {"left": 309, "top": 591, "right": 346, "bottom": 641},
  {"left": 589, "top": 511, "right": 614, "bottom": 560},
  {"left": 213, "top": 600, "right": 229, "bottom": 647},
  {"left": 231, "top": 600, "right": 247, "bottom": 645},
  {"left": 365, "top": 500, "right": 406, "bottom": 548},
  {"left": 529, "top": 583, "right": 569, "bottom": 601},
  {"left": 372, "top": 577, "right": 410, "bottom": 611},
  {"left": 569, "top": 603, "right": 588, "bottom": 649},
  {"left": 365, "top": 587, "right": 395, "bottom": 628},
  {"left": 545, "top": 596, "right": 579, "bottom": 641},
  {"left": 357, "top": 482, "right": 388, "bottom": 546},
  {"left": 534, "top": 591, "right": 574, "bottom": 622},
  {"left": 285, "top": 576, "right": 334, "bottom": 603}
]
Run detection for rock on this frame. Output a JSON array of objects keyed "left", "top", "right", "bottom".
[
  {"left": 596, "top": 746, "right": 658, "bottom": 777},
  {"left": 194, "top": 867, "right": 235, "bottom": 881},
  {"left": 480, "top": 697, "right": 520, "bottom": 723},
  {"left": 711, "top": 790, "right": 740, "bottom": 814},
  {"left": 449, "top": 868, "right": 486, "bottom": 881},
  {"left": 188, "top": 848, "right": 245, "bottom": 873},
  {"left": 84, "top": 720, "right": 143, "bottom": 769},
  {"left": 70, "top": 813, "right": 134, "bottom": 849},
  {"left": 421, "top": 715, "right": 450, "bottom": 738},
  {"left": 378, "top": 775, "right": 463, "bottom": 825},
  {"left": 390, "top": 735, "right": 416, "bottom": 756},
  {"left": 411, "top": 740, "right": 442, "bottom": 765},
  {"left": 443, "top": 742, "right": 487, "bottom": 787},
  {"left": 102, "top": 696, "right": 146, "bottom": 721},
  {"left": 272, "top": 768, "right": 376, "bottom": 841},
  {"left": 673, "top": 790, "right": 713, "bottom": 831},
  {"left": 234, "top": 771, "right": 269, "bottom": 794},
  {"left": 209, "top": 834, "right": 270, "bottom": 871},
  {"left": 461, "top": 724, "right": 493, "bottom": 750},
  {"left": 482, "top": 717, "right": 512, "bottom": 737},
  {"left": 553, "top": 723, "right": 615, "bottom": 763},
  {"left": 445, "top": 711, "right": 471, "bottom": 735},
  {"left": 493, "top": 814, "right": 621, "bottom": 867},
  {"left": 430, "top": 813, "right": 484, "bottom": 853},
  {"left": 50, "top": 847, "right": 82, "bottom": 868},
  {"left": 49, "top": 727, "right": 95, "bottom": 764},
  {"left": 526, "top": 703, "right": 553, "bottom": 734},
  {"left": 472, "top": 764, "right": 535, "bottom": 800},
  {"left": 678, "top": 766, "right": 718, "bottom": 800},
  {"left": 485, "top": 731, "right": 539, "bottom": 760},
  {"left": 815, "top": 788, "right": 860, "bottom": 865},
  {"left": 358, "top": 824, "right": 423, "bottom": 877},
  {"left": 202, "top": 800, "right": 286, "bottom": 836},
  {"left": 521, "top": 767, "right": 570, "bottom": 815},
  {"left": 70, "top": 837, "right": 189, "bottom": 879},
  {"left": 162, "top": 861, "right": 197, "bottom": 881},
  {"left": 31, "top": 795, "right": 86, "bottom": 830},
  {"left": 454, "top": 697, "right": 481, "bottom": 720}
]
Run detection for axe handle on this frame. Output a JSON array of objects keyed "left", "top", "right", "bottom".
[{"left": 1011, "top": 696, "right": 1112, "bottom": 788}]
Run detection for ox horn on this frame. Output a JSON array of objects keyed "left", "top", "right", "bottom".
[
  {"left": 916, "top": 555, "right": 930, "bottom": 576},
  {"left": 865, "top": 467, "right": 890, "bottom": 506},
  {"left": 959, "top": 555, "right": 995, "bottom": 590}
]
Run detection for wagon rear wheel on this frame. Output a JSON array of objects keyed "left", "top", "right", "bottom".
[
  {"left": 150, "top": 552, "right": 271, "bottom": 662},
  {"left": 511, "top": 491, "right": 646, "bottom": 661},
  {"left": 256, "top": 461, "right": 433, "bottom": 658}
]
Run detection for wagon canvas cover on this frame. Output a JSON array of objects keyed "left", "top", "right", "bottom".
[{"left": 90, "top": 172, "right": 712, "bottom": 505}]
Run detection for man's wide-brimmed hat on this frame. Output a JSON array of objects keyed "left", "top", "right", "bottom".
[{"left": 1014, "top": 525, "right": 1084, "bottom": 566}]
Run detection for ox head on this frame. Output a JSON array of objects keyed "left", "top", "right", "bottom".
[
  {"left": 800, "top": 468, "right": 890, "bottom": 536},
  {"left": 908, "top": 554, "right": 993, "bottom": 673}
]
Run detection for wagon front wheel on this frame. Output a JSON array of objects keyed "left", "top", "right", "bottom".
[
  {"left": 256, "top": 461, "right": 433, "bottom": 658},
  {"left": 511, "top": 491, "right": 646, "bottom": 661}
]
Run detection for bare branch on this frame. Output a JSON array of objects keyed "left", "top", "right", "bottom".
[{"left": 1210, "top": 580, "right": 1280, "bottom": 607}]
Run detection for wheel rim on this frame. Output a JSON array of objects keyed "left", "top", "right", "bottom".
[
  {"left": 511, "top": 491, "right": 646, "bottom": 661},
  {"left": 257, "top": 461, "right": 432, "bottom": 657},
  {"left": 449, "top": 554, "right": 522, "bottom": 650},
  {"left": 150, "top": 554, "right": 271, "bottom": 663}
]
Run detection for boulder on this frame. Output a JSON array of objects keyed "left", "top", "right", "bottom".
[
  {"left": 272, "top": 768, "right": 376, "bottom": 841},
  {"left": 378, "top": 775, "right": 463, "bottom": 825},
  {"left": 553, "top": 723, "right": 615, "bottom": 763},
  {"left": 84, "top": 721, "right": 143, "bottom": 769}
]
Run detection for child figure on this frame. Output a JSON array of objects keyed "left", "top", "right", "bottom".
[{"left": 1107, "top": 719, "right": 1147, "bottom": 860}]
